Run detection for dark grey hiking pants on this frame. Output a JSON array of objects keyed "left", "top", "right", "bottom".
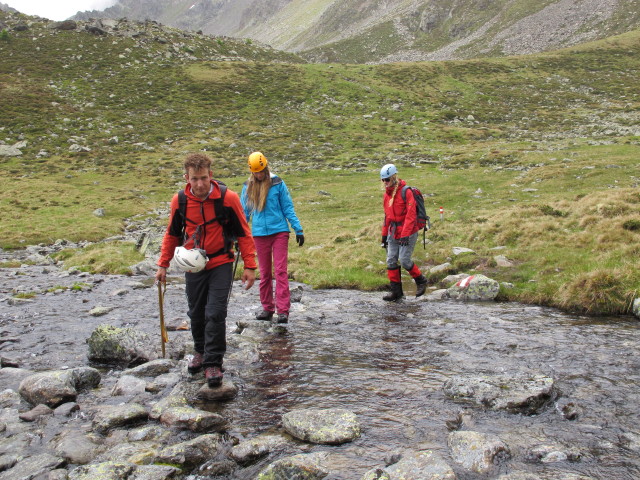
[{"left": 185, "top": 262, "right": 232, "bottom": 367}]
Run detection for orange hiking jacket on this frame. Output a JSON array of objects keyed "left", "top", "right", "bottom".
[{"left": 158, "top": 181, "right": 257, "bottom": 271}]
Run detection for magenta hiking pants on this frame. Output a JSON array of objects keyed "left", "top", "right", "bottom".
[{"left": 254, "top": 232, "right": 290, "bottom": 315}]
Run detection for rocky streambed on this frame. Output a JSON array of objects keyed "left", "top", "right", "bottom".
[{"left": 1, "top": 254, "right": 640, "bottom": 479}]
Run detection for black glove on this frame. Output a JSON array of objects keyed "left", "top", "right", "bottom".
[
  {"left": 296, "top": 234, "right": 305, "bottom": 247},
  {"left": 397, "top": 236, "right": 409, "bottom": 246},
  {"left": 381, "top": 236, "right": 388, "bottom": 249}
]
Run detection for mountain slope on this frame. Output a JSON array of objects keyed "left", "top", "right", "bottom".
[{"left": 68, "top": 0, "right": 640, "bottom": 63}]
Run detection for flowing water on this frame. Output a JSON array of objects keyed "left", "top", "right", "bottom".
[{"left": 1, "top": 264, "right": 639, "bottom": 479}]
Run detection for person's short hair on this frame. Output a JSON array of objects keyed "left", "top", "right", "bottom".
[{"left": 184, "top": 153, "right": 212, "bottom": 173}]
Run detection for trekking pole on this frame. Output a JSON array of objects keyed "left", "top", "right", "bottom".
[
  {"left": 157, "top": 282, "right": 169, "bottom": 358},
  {"left": 227, "top": 242, "right": 240, "bottom": 305}
]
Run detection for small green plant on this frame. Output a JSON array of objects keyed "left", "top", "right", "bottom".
[
  {"left": 14, "top": 292, "right": 36, "bottom": 299},
  {"left": 622, "top": 219, "right": 640, "bottom": 231},
  {"left": 539, "top": 205, "right": 568, "bottom": 217},
  {"left": 0, "top": 29, "right": 10, "bottom": 42}
]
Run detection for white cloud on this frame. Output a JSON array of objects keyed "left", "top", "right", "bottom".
[{"left": 3, "top": 0, "right": 118, "bottom": 21}]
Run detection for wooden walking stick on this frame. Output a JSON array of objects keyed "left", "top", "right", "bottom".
[{"left": 157, "top": 282, "right": 169, "bottom": 358}]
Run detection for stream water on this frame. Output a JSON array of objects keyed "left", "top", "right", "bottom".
[{"left": 1, "top": 263, "right": 639, "bottom": 479}]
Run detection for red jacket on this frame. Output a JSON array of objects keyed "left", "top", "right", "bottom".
[
  {"left": 382, "top": 179, "right": 419, "bottom": 239},
  {"left": 158, "top": 181, "right": 257, "bottom": 270}
]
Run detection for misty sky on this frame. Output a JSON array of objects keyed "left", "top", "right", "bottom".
[{"left": 3, "top": 0, "right": 118, "bottom": 21}]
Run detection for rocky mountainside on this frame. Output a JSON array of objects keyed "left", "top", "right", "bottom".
[{"left": 68, "top": 0, "right": 640, "bottom": 63}]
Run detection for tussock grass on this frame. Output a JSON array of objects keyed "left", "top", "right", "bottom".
[{"left": 53, "top": 242, "right": 144, "bottom": 275}]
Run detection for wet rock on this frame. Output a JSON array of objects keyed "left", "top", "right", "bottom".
[
  {"left": 362, "top": 449, "right": 455, "bottom": 480},
  {"left": 95, "top": 440, "right": 160, "bottom": 464},
  {"left": 87, "top": 324, "right": 158, "bottom": 367},
  {"left": 0, "top": 356, "right": 19, "bottom": 368},
  {"left": 67, "top": 461, "right": 135, "bottom": 479},
  {"left": 257, "top": 451, "right": 329, "bottom": 480},
  {"left": 154, "top": 433, "right": 222, "bottom": 469},
  {"left": 18, "top": 367, "right": 101, "bottom": 407},
  {"left": 557, "top": 400, "right": 582, "bottom": 420},
  {"left": 0, "top": 454, "right": 18, "bottom": 472},
  {"left": 446, "top": 274, "right": 500, "bottom": 301},
  {"left": 149, "top": 382, "right": 189, "bottom": 420},
  {"left": 92, "top": 403, "right": 148, "bottom": 434},
  {"left": 123, "top": 359, "right": 176, "bottom": 377},
  {"left": 443, "top": 373, "right": 555, "bottom": 414},
  {"left": 197, "top": 457, "right": 237, "bottom": 476},
  {"left": 159, "top": 406, "right": 228, "bottom": 432},
  {"left": 7, "top": 297, "right": 33, "bottom": 306},
  {"left": 448, "top": 430, "right": 510, "bottom": 474},
  {"left": 230, "top": 432, "right": 292, "bottom": 464},
  {"left": 54, "top": 401, "right": 80, "bottom": 417},
  {"left": 196, "top": 379, "right": 238, "bottom": 401},
  {"left": 111, "top": 375, "right": 147, "bottom": 396},
  {"left": 282, "top": 408, "right": 361, "bottom": 445},
  {"left": 18, "top": 403, "right": 53, "bottom": 422},
  {"left": 526, "top": 443, "right": 580, "bottom": 463},
  {"left": 126, "top": 425, "right": 172, "bottom": 442},
  {"left": 54, "top": 430, "right": 104, "bottom": 465},
  {"left": 291, "top": 285, "right": 304, "bottom": 303},
  {"left": 0, "top": 453, "right": 65, "bottom": 480},
  {"left": 633, "top": 298, "right": 640, "bottom": 318}
]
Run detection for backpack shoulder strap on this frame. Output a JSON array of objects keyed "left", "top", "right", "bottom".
[
  {"left": 212, "top": 181, "right": 227, "bottom": 222},
  {"left": 401, "top": 185, "right": 410, "bottom": 201},
  {"left": 178, "top": 189, "right": 187, "bottom": 220}
]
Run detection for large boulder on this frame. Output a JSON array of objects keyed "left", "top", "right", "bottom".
[
  {"left": 446, "top": 274, "right": 499, "bottom": 301},
  {"left": 257, "top": 452, "right": 329, "bottom": 480},
  {"left": 443, "top": 373, "right": 555, "bottom": 414},
  {"left": 282, "top": 408, "right": 360, "bottom": 445},
  {"left": 362, "top": 449, "right": 456, "bottom": 479},
  {"left": 18, "top": 368, "right": 101, "bottom": 407},
  {"left": 87, "top": 324, "right": 158, "bottom": 367}
]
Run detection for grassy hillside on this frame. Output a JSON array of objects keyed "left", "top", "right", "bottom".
[{"left": 1, "top": 12, "right": 639, "bottom": 315}]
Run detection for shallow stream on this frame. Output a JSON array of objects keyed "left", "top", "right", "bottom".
[{"left": 1, "top": 264, "right": 639, "bottom": 479}]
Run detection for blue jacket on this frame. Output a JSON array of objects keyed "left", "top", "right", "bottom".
[{"left": 240, "top": 175, "right": 303, "bottom": 237}]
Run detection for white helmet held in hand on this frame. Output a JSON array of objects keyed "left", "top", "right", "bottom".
[{"left": 173, "top": 247, "right": 207, "bottom": 273}]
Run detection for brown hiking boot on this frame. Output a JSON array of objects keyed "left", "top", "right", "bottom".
[
  {"left": 188, "top": 352, "right": 203, "bottom": 374},
  {"left": 205, "top": 366, "right": 223, "bottom": 388},
  {"left": 255, "top": 310, "right": 274, "bottom": 321}
]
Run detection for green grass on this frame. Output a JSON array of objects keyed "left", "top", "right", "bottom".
[{"left": 1, "top": 11, "right": 639, "bottom": 314}]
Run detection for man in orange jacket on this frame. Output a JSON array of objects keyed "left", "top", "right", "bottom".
[{"left": 155, "top": 153, "right": 256, "bottom": 387}]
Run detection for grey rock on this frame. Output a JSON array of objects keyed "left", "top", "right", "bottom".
[
  {"left": 159, "top": 406, "right": 227, "bottom": 432},
  {"left": 362, "top": 449, "right": 455, "bottom": 480},
  {"left": 54, "top": 430, "right": 103, "bottom": 465},
  {"left": 18, "top": 403, "right": 53, "bottom": 422},
  {"left": 257, "top": 451, "right": 329, "bottom": 480},
  {"left": 87, "top": 324, "right": 158, "bottom": 367},
  {"left": 448, "top": 430, "right": 510, "bottom": 473},
  {"left": 282, "top": 408, "right": 361, "bottom": 445},
  {"left": 111, "top": 375, "right": 147, "bottom": 396},
  {"left": 0, "top": 453, "right": 65, "bottom": 480},
  {"left": 446, "top": 274, "right": 500, "bottom": 301},
  {"left": 452, "top": 247, "right": 475, "bottom": 255},
  {"left": 154, "top": 433, "right": 222, "bottom": 469},
  {"left": 196, "top": 379, "right": 238, "bottom": 401},
  {"left": 123, "top": 359, "right": 176, "bottom": 377},
  {"left": 443, "top": 373, "right": 555, "bottom": 414},
  {"left": 633, "top": 298, "right": 640, "bottom": 318},
  {"left": 230, "top": 433, "right": 292, "bottom": 464},
  {"left": 18, "top": 367, "right": 100, "bottom": 407},
  {"left": 92, "top": 403, "right": 148, "bottom": 434}
]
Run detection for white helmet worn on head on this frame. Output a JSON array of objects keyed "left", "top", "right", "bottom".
[
  {"left": 380, "top": 163, "right": 397, "bottom": 179},
  {"left": 173, "top": 247, "right": 207, "bottom": 273}
]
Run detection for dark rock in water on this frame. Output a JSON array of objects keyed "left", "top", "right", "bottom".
[{"left": 19, "top": 403, "right": 53, "bottom": 422}]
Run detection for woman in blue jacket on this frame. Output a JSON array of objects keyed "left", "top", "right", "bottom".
[{"left": 241, "top": 152, "right": 304, "bottom": 323}]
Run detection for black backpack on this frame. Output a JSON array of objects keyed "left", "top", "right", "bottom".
[
  {"left": 169, "top": 181, "right": 244, "bottom": 259},
  {"left": 401, "top": 185, "right": 431, "bottom": 248}
]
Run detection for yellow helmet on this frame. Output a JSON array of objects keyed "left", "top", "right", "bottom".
[{"left": 248, "top": 152, "right": 268, "bottom": 172}]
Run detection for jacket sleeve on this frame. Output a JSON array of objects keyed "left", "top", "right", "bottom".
[
  {"left": 225, "top": 190, "right": 257, "bottom": 270},
  {"left": 157, "top": 194, "right": 181, "bottom": 268},
  {"left": 240, "top": 183, "right": 251, "bottom": 223},
  {"left": 381, "top": 195, "right": 389, "bottom": 236},
  {"left": 278, "top": 180, "right": 303, "bottom": 235},
  {"left": 400, "top": 187, "right": 418, "bottom": 238}
]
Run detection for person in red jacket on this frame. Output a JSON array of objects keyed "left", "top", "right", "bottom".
[
  {"left": 380, "top": 163, "right": 427, "bottom": 301},
  {"left": 155, "top": 153, "right": 256, "bottom": 387}
]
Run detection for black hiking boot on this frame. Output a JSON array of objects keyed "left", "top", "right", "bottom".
[
  {"left": 414, "top": 275, "right": 428, "bottom": 298},
  {"left": 383, "top": 282, "right": 403, "bottom": 302},
  {"left": 275, "top": 313, "right": 289, "bottom": 324},
  {"left": 255, "top": 310, "right": 274, "bottom": 321}
]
